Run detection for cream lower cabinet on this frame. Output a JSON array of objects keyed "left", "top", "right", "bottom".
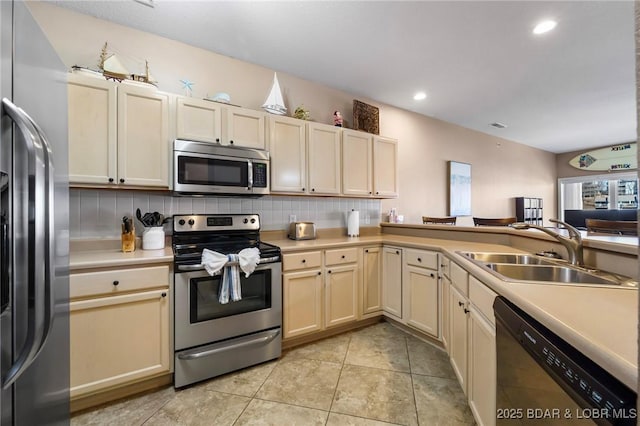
[
  {"left": 68, "top": 74, "right": 170, "bottom": 188},
  {"left": 402, "top": 249, "right": 439, "bottom": 337},
  {"left": 381, "top": 246, "right": 403, "bottom": 319},
  {"left": 467, "top": 276, "right": 497, "bottom": 426},
  {"left": 448, "top": 262, "right": 469, "bottom": 395},
  {"left": 362, "top": 246, "right": 382, "bottom": 317},
  {"left": 283, "top": 248, "right": 360, "bottom": 340},
  {"left": 441, "top": 256, "right": 451, "bottom": 350},
  {"left": 69, "top": 265, "right": 171, "bottom": 399}
]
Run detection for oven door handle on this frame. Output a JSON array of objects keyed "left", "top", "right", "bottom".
[
  {"left": 177, "top": 328, "right": 280, "bottom": 360},
  {"left": 176, "top": 256, "right": 281, "bottom": 273}
]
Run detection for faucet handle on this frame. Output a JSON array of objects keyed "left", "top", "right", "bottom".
[{"left": 550, "top": 219, "right": 582, "bottom": 241}]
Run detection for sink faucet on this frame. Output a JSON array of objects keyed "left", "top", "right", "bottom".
[{"left": 511, "top": 219, "right": 584, "bottom": 266}]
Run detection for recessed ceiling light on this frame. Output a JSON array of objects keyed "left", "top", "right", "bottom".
[
  {"left": 533, "top": 20, "right": 557, "bottom": 35},
  {"left": 413, "top": 92, "right": 427, "bottom": 101}
]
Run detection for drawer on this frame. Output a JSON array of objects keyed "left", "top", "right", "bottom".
[
  {"left": 325, "top": 248, "right": 358, "bottom": 266},
  {"left": 405, "top": 249, "right": 438, "bottom": 269},
  {"left": 440, "top": 256, "right": 450, "bottom": 278},
  {"left": 469, "top": 275, "right": 498, "bottom": 325},
  {"left": 450, "top": 261, "right": 469, "bottom": 296},
  {"left": 283, "top": 251, "right": 322, "bottom": 271},
  {"left": 70, "top": 265, "right": 170, "bottom": 299}
]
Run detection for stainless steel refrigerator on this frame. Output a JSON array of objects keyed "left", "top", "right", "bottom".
[{"left": 0, "top": 0, "right": 70, "bottom": 424}]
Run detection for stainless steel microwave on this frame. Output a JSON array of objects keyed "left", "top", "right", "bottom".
[{"left": 173, "top": 139, "right": 269, "bottom": 195}]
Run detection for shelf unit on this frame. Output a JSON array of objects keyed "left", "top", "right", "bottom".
[{"left": 515, "top": 197, "right": 543, "bottom": 225}]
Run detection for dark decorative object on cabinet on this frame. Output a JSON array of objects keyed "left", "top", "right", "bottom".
[{"left": 353, "top": 100, "right": 379, "bottom": 134}]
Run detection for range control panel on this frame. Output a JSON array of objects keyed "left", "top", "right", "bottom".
[{"left": 173, "top": 214, "right": 260, "bottom": 233}]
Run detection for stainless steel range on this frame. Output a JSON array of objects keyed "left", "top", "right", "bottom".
[{"left": 172, "top": 214, "right": 282, "bottom": 388}]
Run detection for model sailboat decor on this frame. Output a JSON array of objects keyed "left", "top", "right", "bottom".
[
  {"left": 98, "top": 42, "right": 158, "bottom": 86},
  {"left": 262, "top": 72, "right": 287, "bottom": 115}
]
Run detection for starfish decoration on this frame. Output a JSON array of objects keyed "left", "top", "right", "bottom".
[{"left": 180, "top": 79, "right": 194, "bottom": 97}]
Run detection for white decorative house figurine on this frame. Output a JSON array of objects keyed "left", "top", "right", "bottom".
[{"left": 262, "top": 72, "right": 287, "bottom": 115}]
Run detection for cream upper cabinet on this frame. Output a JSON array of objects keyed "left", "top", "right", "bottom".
[
  {"left": 176, "top": 97, "right": 222, "bottom": 143},
  {"left": 381, "top": 246, "right": 403, "bottom": 319},
  {"left": 67, "top": 74, "right": 117, "bottom": 184},
  {"left": 223, "top": 106, "right": 266, "bottom": 149},
  {"left": 269, "top": 115, "right": 307, "bottom": 193},
  {"left": 342, "top": 129, "right": 373, "bottom": 196},
  {"left": 342, "top": 130, "right": 398, "bottom": 198},
  {"left": 69, "top": 264, "right": 171, "bottom": 399},
  {"left": 117, "top": 85, "right": 169, "bottom": 187},
  {"left": 362, "top": 246, "right": 382, "bottom": 317},
  {"left": 373, "top": 135, "right": 398, "bottom": 197},
  {"left": 307, "top": 122, "right": 341, "bottom": 195},
  {"left": 68, "top": 74, "right": 169, "bottom": 188}
]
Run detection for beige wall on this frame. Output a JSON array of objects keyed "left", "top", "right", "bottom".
[{"left": 29, "top": 2, "right": 557, "bottom": 226}]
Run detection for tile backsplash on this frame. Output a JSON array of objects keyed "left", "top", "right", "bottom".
[{"left": 70, "top": 189, "right": 381, "bottom": 239}]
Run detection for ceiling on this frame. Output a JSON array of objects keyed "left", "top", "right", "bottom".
[{"left": 51, "top": 1, "right": 636, "bottom": 154}]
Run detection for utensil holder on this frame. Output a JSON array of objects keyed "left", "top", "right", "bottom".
[
  {"left": 121, "top": 224, "right": 135, "bottom": 252},
  {"left": 142, "top": 227, "right": 165, "bottom": 250}
]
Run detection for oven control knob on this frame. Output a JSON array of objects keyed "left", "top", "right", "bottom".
[
  {"left": 178, "top": 219, "right": 185, "bottom": 226},
  {"left": 188, "top": 219, "right": 195, "bottom": 226},
  {"left": 250, "top": 218, "right": 256, "bottom": 224},
  {"left": 243, "top": 218, "right": 249, "bottom": 224}
]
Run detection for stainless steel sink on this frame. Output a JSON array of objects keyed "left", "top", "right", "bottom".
[
  {"left": 460, "top": 252, "right": 557, "bottom": 265},
  {"left": 484, "top": 263, "right": 625, "bottom": 286},
  {"left": 457, "top": 251, "right": 638, "bottom": 288}
]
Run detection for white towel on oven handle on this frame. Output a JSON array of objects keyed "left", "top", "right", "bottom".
[
  {"left": 238, "top": 247, "right": 260, "bottom": 277},
  {"left": 201, "top": 249, "right": 227, "bottom": 276},
  {"left": 222, "top": 253, "right": 241, "bottom": 303}
]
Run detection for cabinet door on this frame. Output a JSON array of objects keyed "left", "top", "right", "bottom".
[
  {"left": 223, "top": 106, "right": 266, "bottom": 149},
  {"left": 325, "top": 264, "right": 358, "bottom": 328},
  {"left": 442, "top": 275, "right": 451, "bottom": 350},
  {"left": 449, "top": 284, "right": 469, "bottom": 395},
  {"left": 283, "top": 269, "right": 323, "bottom": 338},
  {"left": 176, "top": 96, "right": 222, "bottom": 143},
  {"left": 269, "top": 116, "right": 306, "bottom": 193},
  {"left": 69, "top": 289, "right": 170, "bottom": 398},
  {"left": 404, "top": 265, "right": 439, "bottom": 337},
  {"left": 342, "top": 130, "right": 372, "bottom": 196},
  {"left": 382, "top": 246, "right": 402, "bottom": 319},
  {"left": 362, "top": 247, "right": 382, "bottom": 316},
  {"left": 117, "top": 86, "right": 169, "bottom": 187},
  {"left": 307, "top": 122, "right": 341, "bottom": 195},
  {"left": 373, "top": 136, "right": 398, "bottom": 198},
  {"left": 67, "top": 74, "right": 117, "bottom": 185},
  {"left": 468, "top": 306, "right": 496, "bottom": 426}
]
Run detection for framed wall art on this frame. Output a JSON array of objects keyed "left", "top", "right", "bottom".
[
  {"left": 448, "top": 161, "right": 471, "bottom": 216},
  {"left": 353, "top": 100, "right": 379, "bottom": 134}
]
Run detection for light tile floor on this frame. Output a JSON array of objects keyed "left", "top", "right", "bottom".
[{"left": 71, "top": 321, "right": 475, "bottom": 425}]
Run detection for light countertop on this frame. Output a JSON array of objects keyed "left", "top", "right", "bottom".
[{"left": 69, "top": 231, "right": 638, "bottom": 390}]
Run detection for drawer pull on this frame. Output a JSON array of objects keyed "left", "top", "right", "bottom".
[
  {"left": 341, "top": 255, "right": 345, "bottom": 259},
  {"left": 112, "top": 280, "right": 119, "bottom": 286},
  {"left": 301, "top": 259, "right": 306, "bottom": 263},
  {"left": 161, "top": 292, "right": 167, "bottom": 298}
]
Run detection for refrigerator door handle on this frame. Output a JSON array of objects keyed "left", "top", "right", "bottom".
[{"left": 0, "top": 98, "right": 53, "bottom": 389}]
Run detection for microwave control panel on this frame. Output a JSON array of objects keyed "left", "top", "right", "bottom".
[{"left": 253, "top": 163, "right": 268, "bottom": 188}]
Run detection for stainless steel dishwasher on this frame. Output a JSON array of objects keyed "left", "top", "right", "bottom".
[{"left": 494, "top": 297, "right": 636, "bottom": 425}]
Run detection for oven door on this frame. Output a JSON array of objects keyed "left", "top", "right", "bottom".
[{"left": 174, "top": 262, "right": 282, "bottom": 351}]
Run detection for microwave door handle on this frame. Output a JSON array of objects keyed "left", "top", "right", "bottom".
[
  {"left": 0, "top": 98, "right": 49, "bottom": 388},
  {"left": 247, "top": 159, "right": 253, "bottom": 190}
]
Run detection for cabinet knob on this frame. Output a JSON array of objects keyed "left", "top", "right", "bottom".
[
  {"left": 108, "top": 178, "right": 114, "bottom": 183},
  {"left": 341, "top": 255, "right": 345, "bottom": 259},
  {"left": 369, "top": 191, "right": 372, "bottom": 195},
  {"left": 328, "top": 270, "right": 332, "bottom": 274},
  {"left": 365, "top": 249, "right": 369, "bottom": 253},
  {"left": 464, "top": 308, "right": 470, "bottom": 314},
  {"left": 311, "top": 188, "right": 315, "bottom": 192},
  {"left": 458, "top": 301, "right": 464, "bottom": 307},
  {"left": 161, "top": 292, "right": 167, "bottom": 298},
  {"left": 376, "top": 191, "right": 379, "bottom": 195},
  {"left": 113, "top": 280, "right": 119, "bottom": 286},
  {"left": 302, "top": 259, "right": 306, "bottom": 263},
  {"left": 430, "top": 273, "right": 435, "bottom": 278},
  {"left": 216, "top": 138, "right": 220, "bottom": 143},
  {"left": 119, "top": 178, "right": 125, "bottom": 183},
  {"left": 317, "top": 272, "right": 321, "bottom": 275},
  {"left": 302, "top": 188, "right": 305, "bottom": 191},
  {"left": 229, "top": 140, "right": 234, "bottom": 145},
  {"left": 395, "top": 251, "right": 399, "bottom": 255},
  {"left": 417, "top": 258, "right": 422, "bottom": 262}
]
